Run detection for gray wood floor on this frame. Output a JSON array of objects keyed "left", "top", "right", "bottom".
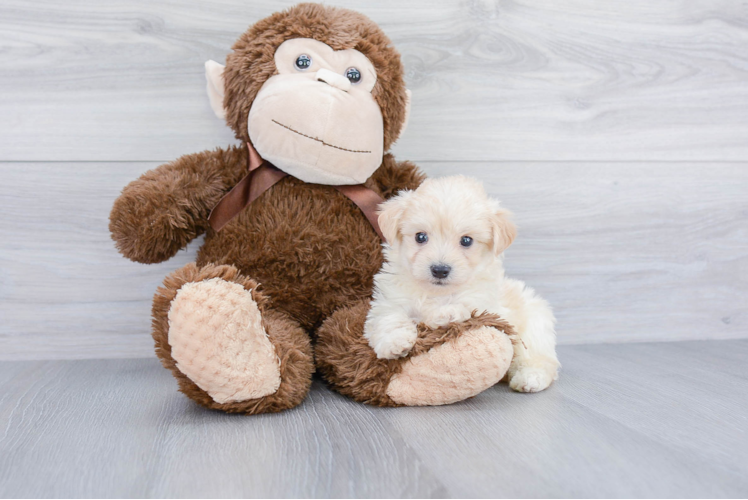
[{"left": 1, "top": 340, "right": 746, "bottom": 498}]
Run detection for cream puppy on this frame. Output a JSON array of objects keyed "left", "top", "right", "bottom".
[{"left": 364, "top": 175, "right": 559, "bottom": 393}]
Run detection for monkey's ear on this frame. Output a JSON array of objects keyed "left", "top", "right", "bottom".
[
  {"left": 205, "top": 60, "right": 226, "bottom": 120},
  {"left": 394, "top": 89, "right": 412, "bottom": 143}
]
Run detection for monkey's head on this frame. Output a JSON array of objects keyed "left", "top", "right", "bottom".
[{"left": 205, "top": 3, "right": 411, "bottom": 185}]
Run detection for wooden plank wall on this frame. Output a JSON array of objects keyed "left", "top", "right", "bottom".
[{"left": 1, "top": 0, "right": 747, "bottom": 360}]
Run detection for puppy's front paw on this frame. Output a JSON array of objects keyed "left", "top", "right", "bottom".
[
  {"left": 427, "top": 305, "right": 473, "bottom": 328},
  {"left": 509, "top": 365, "right": 556, "bottom": 393},
  {"left": 372, "top": 325, "right": 418, "bottom": 360}
]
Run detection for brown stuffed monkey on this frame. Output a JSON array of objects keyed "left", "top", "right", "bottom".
[{"left": 109, "top": 3, "right": 515, "bottom": 413}]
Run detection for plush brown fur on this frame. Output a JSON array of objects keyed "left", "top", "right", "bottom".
[
  {"left": 110, "top": 146, "right": 248, "bottom": 264},
  {"left": 193, "top": 153, "right": 423, "bottom": 332},
  {"left": 316, "top": 301, "right": 517, "bottom": 406},
  {"left": 118, "top": 144, "right": 422, "bottom": 413},
  {"left": 152, "top": 262, "right": 314, "bottom": 413},
  {"left": 110, "top": 3, "right": 507, "bottom": 414}
]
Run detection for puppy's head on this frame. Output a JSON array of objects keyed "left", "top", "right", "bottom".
[{"left": 378, "top": 175, "right": 516, "bottom": 290}]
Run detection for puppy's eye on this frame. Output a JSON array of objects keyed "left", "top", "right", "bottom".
[
  {"left": 460, "top": 236, "right": 473, "bottom": 247},
  {"left": 415, "top": 232, "right": 428, "bottom": 244},
  {"left": 295, "top": 54, "right": 312, "bottom": 70}
]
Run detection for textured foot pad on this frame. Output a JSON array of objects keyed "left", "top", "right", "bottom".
[
  {"left": 386, "top": 326, "right": 513, "bottom": 406},
  {"left": 168, "top": 278, "right": 281, "bottom": 404}
]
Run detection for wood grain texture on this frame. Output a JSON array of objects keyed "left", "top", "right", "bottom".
[
  {"left": 0, "top": 341, "right": 746, "bottom": 498},
  {"left": 1, "top": 0, "right": 748, "bottom": 162},
  {"left": 1, "top": 161, "right": 746, "bottom": 360},
  {"left": 1, "top": 3, "right": 746, "bottom": 497}
]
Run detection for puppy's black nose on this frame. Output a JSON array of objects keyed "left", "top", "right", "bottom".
[{"left": 430, "top": 264, "right": 451, "bottom": 279}]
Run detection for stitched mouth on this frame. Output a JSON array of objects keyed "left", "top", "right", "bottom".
[{"left": 272, "top": 119, "right": 371, "bottom": 154}]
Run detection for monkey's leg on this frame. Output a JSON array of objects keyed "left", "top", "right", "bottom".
[
  {"left": 152, "top": 263, "right": 313, "bottom": 414},
  {"left": 315, "top": 301, "right": 514, "bottom": 407}
]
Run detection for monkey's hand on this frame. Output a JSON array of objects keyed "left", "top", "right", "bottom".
[{"left": 109, "top": 147, "right": 245, "bottom": 264}]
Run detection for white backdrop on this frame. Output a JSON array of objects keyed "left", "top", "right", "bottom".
[{"left": 1, "top": 0, "right": 747, "bottom": 359}]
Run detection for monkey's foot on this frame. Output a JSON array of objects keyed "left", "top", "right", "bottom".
[
  {"left": 168, "top": 277, "right": 281, "bottom": 403},
  {"left": 386, "top": 325, "right": 513, "bottom": 406},
  {"left": 152, "top": 263, "right": 313, "bottom": 414},
  {"left": 316, "top": 301, "right": 515, "bottom": 407}
]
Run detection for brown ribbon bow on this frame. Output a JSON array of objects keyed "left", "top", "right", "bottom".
[{"left": 208, "top": 142, "right": 385, "bottom": 240}]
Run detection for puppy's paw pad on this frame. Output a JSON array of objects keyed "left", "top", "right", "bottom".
[{"left": 509, "top": 367, "right": 554, "bottom": 393}]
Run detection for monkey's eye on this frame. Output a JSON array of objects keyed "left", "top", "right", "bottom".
[
  {"left": 415, "top": 232, "right": 428, "bottom": 244},
  {"left": 295, "top": 54, "right": 312, "bottom": 71},
  {"left": 460, "top": 236, "right": 473, "bottom": 247},
  {"left": 345, "top": 67, "right": 362, "bottom": 84}
]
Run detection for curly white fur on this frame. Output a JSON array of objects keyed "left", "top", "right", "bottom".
[{"left": 364, "top": 175, "right": 560, "bottom": 393}]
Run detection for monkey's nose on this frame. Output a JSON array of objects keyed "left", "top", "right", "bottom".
[
  {"left": 316, "top": 68, "right": 351, "bottom": 92},
  {"left": 430, "top": 264, "right": 452, "bottom": 279}
]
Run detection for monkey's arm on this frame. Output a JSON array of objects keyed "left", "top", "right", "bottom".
[
  {"left": 109, "top": 146, "right": 247, "bottom": 264},
  {"left": 370, "top": 154, "right": 426, "bottom": 199}
]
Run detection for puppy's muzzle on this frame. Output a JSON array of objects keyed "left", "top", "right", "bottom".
[{"left": 430, "top": 264, "right": 451, "bottom": 279}]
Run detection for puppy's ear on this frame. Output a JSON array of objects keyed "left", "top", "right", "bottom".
[
  {"left": 491, "top": 206, "right": 517, "bottom": 255},
  {"left": 378, "top": 191, "right": 413, "bottom": 244}
]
